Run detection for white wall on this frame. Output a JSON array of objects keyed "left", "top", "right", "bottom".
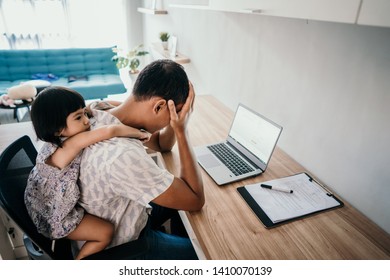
[
  {"left": 138, "top": 1, "right": 390, "bottom": 234},
  {"left": 124, "top": 0, "right": 144, "bottom": 50}
]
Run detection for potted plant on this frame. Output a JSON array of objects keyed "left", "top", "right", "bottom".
[
  {"left": 111, "top": 45, "right": 149, "bottom": 74},
  {"left": 159, "top": 32, "right": 170, "bottom": 50}
]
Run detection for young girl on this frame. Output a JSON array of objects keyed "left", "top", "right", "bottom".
[{"left": 24, "top": 86, "right": 151, "bottom": 260}]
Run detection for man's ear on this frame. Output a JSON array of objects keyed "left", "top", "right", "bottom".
[{"left": 153, "top": 99, "right": 167, "bottom": 114}]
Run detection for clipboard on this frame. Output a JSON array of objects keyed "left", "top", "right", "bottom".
[{"left": 237, "top": 172, "right": 344, "bottom": 228}]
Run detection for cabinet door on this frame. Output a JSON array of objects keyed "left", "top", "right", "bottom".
[
  {"left": 210, "top": 0, "right": 362, "bottom": 24},
  {"left": 0, "top": 209, "right": 27, "bottom": 259},
  {"left": 0, "top": 209, "right": 25, "bottom": 248},
  {"left": 357, "top": 0, "right": 390, "bottom": 27}
]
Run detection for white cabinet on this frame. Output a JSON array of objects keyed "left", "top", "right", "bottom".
[
  {"left": 0, "top": 208, "right": 27, "bottom": 259},
  {"left": 0, "top": 221, "right": 14, "bottom": 260},
  {"left": 172, "top": 0, "right": 363, "bottom": 24},
  {"left": 171, "top": 0, "right": 390, "bottom": 27},
  {"left": 357, "top": 0, "right": 390, "bottom": 27},
  {"left": 211, "top": 0, "right": 362, "bottom": 23}
]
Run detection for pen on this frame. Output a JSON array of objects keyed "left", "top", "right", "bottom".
[{"left": 261, "top": 184, "right": 293, "bottom": 194}]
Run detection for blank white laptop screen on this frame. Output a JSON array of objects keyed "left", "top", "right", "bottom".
[
  {"left": 229, "top": 105, "right": 282, "bottom": 165},
  {"left": 194, "top": 103, "right": 282, "bottom": 185}
]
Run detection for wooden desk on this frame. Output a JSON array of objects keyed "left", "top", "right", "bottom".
[
  {"left": 1, "top": 96, "right": 390, "bottom": 260},
  {"left": 163, "top": 95, "right": 390, "bottom": 260}
]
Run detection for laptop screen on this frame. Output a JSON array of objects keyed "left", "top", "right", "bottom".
[{"left": 229, "top": 104, "right": 282, "bottom": 165}]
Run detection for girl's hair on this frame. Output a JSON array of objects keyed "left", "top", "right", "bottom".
[{"left": 30, "top": 86, "right": 86, "bottom": 147}]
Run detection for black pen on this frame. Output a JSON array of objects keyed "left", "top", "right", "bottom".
[{"left": 261, "top": 184, "right": 293, "bottom": 194}]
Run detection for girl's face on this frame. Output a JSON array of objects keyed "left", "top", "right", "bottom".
[{"left": 60, "top": 108, "right": 90, "bottom": 137}]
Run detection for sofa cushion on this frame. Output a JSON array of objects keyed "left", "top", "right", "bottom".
[{"left": 50, "top": 74, "right": 126, "bottom": 100}]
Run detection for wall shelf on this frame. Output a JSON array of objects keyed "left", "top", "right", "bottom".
[
  {"left": 170, "top": 4, "right": 262, "bottom": 15},
  {"left": 170, "top": 4, "right": 210, "bottom": 10},
  {"left": 137, "top": 7, "right": 168, "bottom": 15},
  {"left": 150, "top": 43, "right": 190, "bottom": 64}
]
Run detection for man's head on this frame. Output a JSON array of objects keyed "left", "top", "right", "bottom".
[
  {"left": 132, "top": 59, "right": 189, "bottom": 105},
  {"left": 115, "top": 60, "right": 190, "bottom": 133}
]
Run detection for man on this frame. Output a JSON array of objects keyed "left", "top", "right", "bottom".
[{"left": 78, "top": 60, "right": 204, "bottom": 259}]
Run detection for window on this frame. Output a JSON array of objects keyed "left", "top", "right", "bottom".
[{"left": 0, "top": 0, "right": 127, "bottom": 49}]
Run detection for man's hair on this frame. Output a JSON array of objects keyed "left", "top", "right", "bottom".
[
  {"left": 30, "top": 86, "right": 86, "bottom": 147},
  {"left": 132, "top": 59, "right": 189, "bottom": 105}
]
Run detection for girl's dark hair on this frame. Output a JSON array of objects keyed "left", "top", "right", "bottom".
[
  {"left": 30, "top": 86, "right": 85, "bottom": 147},
  {"left": 132, "top": 59, "right": 189, "bottom": 105}
]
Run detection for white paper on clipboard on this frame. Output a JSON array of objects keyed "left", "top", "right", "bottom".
[{"left": 245, "top": 173, "right": 341, "bottom": 223}]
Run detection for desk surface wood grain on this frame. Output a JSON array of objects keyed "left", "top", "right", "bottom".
[
  {"left": 163, "top": 95, "right": 390, "bottom": 260},
  {"left": 1, "top": 95, "right": 389, "bottom": 259}
]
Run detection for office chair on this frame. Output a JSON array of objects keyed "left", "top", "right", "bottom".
[{"left": 0, "top": 135, "right": 148, "bottom": 260}]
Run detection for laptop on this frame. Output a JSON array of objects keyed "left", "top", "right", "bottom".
[{"left": 194, "top": 103, "right": 282, "bottom": 185}]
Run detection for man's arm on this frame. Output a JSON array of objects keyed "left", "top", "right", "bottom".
[{"left": 152, "top": 83, "right": 205, "bottom": 211}]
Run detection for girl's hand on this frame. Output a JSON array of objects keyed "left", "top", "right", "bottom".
[{"left": 138, "top": 129, "right": 152, "bottom": 143}]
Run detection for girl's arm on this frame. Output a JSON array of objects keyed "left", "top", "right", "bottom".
[{"left": 47, "top": 124, "right": 151, "bottom": 169}]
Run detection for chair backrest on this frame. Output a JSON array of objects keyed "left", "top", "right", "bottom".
[{"left": 0, "top": 135, "right": 73, "bottom": 259}]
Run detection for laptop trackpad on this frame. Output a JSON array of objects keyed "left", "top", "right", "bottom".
[{"left": 199, "top": 154, "right": 221, "bottom": 168}]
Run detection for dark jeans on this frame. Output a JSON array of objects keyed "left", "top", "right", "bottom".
[
  {"left": 149, "top": 202, "right": 188, "bottom": 237},
  {"left": 133, "top": 203, "right": 198, "bottom": 260}
]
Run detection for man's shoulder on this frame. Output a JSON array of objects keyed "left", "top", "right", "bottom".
[
  {"left": 90, "top": 108, "right": 115, "bottom": 123},
  {"left": 87, "top": 109, "right": 121, "bottom": 134},
  {"left": 82, "top": 137, "right": 145, "bottom": 160},
  {"left": 89, "top": 101, "right": 116, "bottom": 111}
]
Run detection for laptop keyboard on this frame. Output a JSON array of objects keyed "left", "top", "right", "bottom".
[{"left": 208, "top": 143, "right": 254, "bottom": 176}]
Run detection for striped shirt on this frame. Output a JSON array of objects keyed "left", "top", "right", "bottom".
[{"left": 78, "top": 108, "right": 174, "bottom": 247}]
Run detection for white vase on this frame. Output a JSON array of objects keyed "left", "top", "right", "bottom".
[
  {"left": 162, "top": 41, "right": 168, "bottom": 50},
  {"left": 129, "top": 70, "right": 139, "bottom": 83}
]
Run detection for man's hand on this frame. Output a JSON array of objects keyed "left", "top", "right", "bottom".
[
  {"left": 145, "top": 82, "right": 195, "bottom": 152},
  {"left": 168, "top": 82, "right": 195, "bottom": 134}
]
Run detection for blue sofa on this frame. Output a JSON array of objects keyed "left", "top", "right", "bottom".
[{"left": 0, "top": 47, "right": 126, "bottom": 100}]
